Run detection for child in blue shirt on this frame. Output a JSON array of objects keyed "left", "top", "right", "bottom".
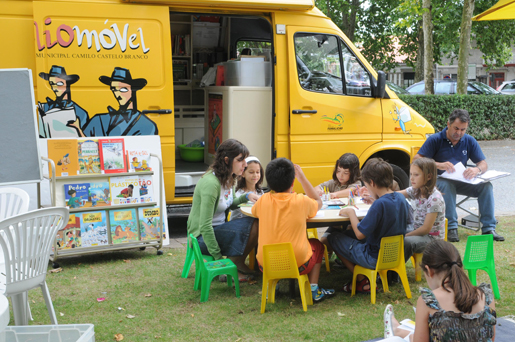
[{"left": 328, "top": 158, "right": 408, "bottom": 293}]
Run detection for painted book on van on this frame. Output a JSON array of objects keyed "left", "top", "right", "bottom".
[
  {"left": 138, "top": 207, "right": 161, "bottom": 241},
  {"left": 47, "top": 139, "right": 79, "bottom": 177},
  {"left": 109, "top": 208, "right": 138, "bottom": 244},
  {"left": 78, "top": 139, "right": 101, "bottom": 175},
  {"left": 79, "top": 211, "right": 109, "bottom": 247},
  {"left": 99, "top": 138, "right": 126, "bottom": 173}
]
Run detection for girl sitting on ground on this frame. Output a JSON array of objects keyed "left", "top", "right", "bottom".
[{"left": 384, "top": 239, "right": 496, "bottom": 341}]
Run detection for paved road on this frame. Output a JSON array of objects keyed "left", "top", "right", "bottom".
[{"left": 168, "top": 139, "right": 515, "bottom": 240}]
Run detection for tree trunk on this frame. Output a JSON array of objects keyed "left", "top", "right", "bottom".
[
  {"left": 415, "top": 20, "right": 424, "bottom": 83},
  {"left": 340, "top": 0, "right": 360, "bottom": 42},
  {"left": 457, "top": 0, "right": 475, "bottom": 94},
  {"left": 422, "top": 0, "right": 434, "bottom": 94}
]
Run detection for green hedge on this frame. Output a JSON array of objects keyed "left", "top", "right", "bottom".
[{"left": 399, "top": 94, "right": 515, "bottom": 140}]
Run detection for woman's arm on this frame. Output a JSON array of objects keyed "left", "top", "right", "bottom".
[
  {"left": 197, "top": 181, "right": 223, "bottom": 260},
  {"left": 406, "top": 212, "right": 437, "bottom": 237},
  {"left": 412, "top": 296, "right": 430, "bottom": 342}
]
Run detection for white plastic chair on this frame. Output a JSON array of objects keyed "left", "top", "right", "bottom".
[
  {"left": 0, "top": 207, "right": 69, "bottom": 325},
  {"left": 0, "top": 187, "right": 30, "bottom": 220}
]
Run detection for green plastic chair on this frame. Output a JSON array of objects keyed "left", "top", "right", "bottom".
[
  {"left": 181, "top": 235, "right": 214, "bottom": 278},
  {"left": 463, "top": 234, "right": 500, "bottom": 299},
  {"left": 189, "top": 234, "right": 240, "bottom": 303}
]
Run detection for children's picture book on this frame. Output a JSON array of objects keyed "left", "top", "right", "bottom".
[
  {"left": 88, "top": 182, "right": 111, "bottom": 207},
  {"left": 138, "top": 207, "right": 162, "bottom": 240},
  {"left": 137, "top": 175, "right": 154, "bottom": 203},
  {"left": 99, "top": 138, "right": 126, "bottom": 173},
  {"left": 79, "top": 211, "right": 109, "bottom": 247},
  {"left": 109, "top": 175, "right": 140, "bottom": 205},
  {"left": 127, "top": 149, "right": 152, "bottom": 172},
  {"left": 78, "top": 139, "right": 101, "bottom": 175},
  {"left": 109, "top": 208, "right": 138, "bottom": 244},
  {"left": 55, "top": 213, "right": 81, "bottom": 250},
  {"left": 47, "top": 139, "right": 79, "bottom": 176},
  {"left": 64, "top": 183, "right": 90, "bottom": 208}
]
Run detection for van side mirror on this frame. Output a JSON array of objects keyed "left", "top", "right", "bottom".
[{"left": 375, "top": 71, "right": 386, "bottom": 98}]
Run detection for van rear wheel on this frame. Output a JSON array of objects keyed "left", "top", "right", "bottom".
[{"left": 390, "top": 164, "right": 409, "bottom": 190}]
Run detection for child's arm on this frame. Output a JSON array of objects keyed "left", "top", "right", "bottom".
[
  {"left": 412, "top": 296, "right": 430, "bottom": 342},
  {"left": 294, "top": 164, "right": 322, "bottom": 210},
  {"left": 338, "top": 208, "right": 364, "bottom": 240},
  {"left": 398, "top": 189, "right": 409, "bottom": 198},
  {"left": 331, "top": 188, "right": 354, "bottom": 198},
  {"left": 406, "top": 212, "right": 437, "bottom": 237}
]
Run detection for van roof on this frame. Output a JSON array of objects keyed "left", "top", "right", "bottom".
[{"left": 134, "top": 0, "right": 315, "bottom": 11}]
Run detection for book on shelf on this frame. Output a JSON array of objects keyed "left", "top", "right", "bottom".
[
  {"left": 172, "top": 34, "right": 191, "bottom": 56},
  {"left": 137, "top": 175, "right": 154, "bottom": 203},
  {"left": 78, "top": 139, "right": 101, "bottom": 175},
  {"left": 79, "top": 211, "right": 109, "bottom": 247},
  {"left": 138, "top": 207, "right": 162, "bottom": 240},
  {"left": 47, "top": 139, "right": 79, "bottom": 176},
  {"left": 109, "top": 175, "right": 140, "bottom": 205},
  {"left": 64, "top": 183, "right": 90, "bottom": 208},
  {"left": 173, "top": 60, "right": 189, "bottom": 81},
  {"left": 127, "top": 149, "right": 152, "bottom": 172},
  {"left": 55, "top": 213, "right": 82, "bottom": 250},
  {"left": 99, "top": 138, "right": 126, "bottom": 173},
  {"left": 88, "top": 182, "right": 111, "bottom": 207},
  {"left": 109, "top": 208, "right": 139, "bottom": 244}
]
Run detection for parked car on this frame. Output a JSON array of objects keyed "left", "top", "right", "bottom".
[
  {"left": 386, "top": 81, "right": 409, "bottom": 95},
  {"left": 496, "top": 80, "right": 515, "bottom": 95},
  {"left": 406, "top": 79, "right": 502, "bottom": 95}
]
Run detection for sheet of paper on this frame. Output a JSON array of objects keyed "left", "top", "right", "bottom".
[
  {"left": 440, "top": 162, "right": 484, "bottom": 185},
  {"left": 398, "top": 319, "right": 415, "bottom": 332},
  {"left": 479, "top": 170, "right": 510, "bottom": 181},
  {"left": 314, "top": 210, "right": 325, "bottom": 218}
]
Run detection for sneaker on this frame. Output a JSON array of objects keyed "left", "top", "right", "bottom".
[
  {"left": 447, "top": 229, "right": 460, "bottom": 242},
  {"left": 384, "top": 304, "right": 394, "bottom": 338},
  {"left": 312, "top": 287, "right": 335, "bottom": 303}
]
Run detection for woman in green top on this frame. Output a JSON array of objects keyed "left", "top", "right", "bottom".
[{"left": 187, "top": 139, "right": 259, "bottom": 278}]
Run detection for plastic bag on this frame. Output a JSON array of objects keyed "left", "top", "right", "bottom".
[{"left": 200, "top": 67, "right": 216, "bottom": 87}]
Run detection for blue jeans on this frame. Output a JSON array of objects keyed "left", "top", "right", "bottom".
[{"left": 436, "top": 178, "right": 495, "bottom": 233}]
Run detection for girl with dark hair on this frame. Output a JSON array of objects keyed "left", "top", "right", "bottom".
[
  {"left": 316, "top": 153, "right": 361, "bottom": 253},
  {"left": 230, "top": 156, "right": 264, "bottom": 221},
  {"left": 315, "top": 153, "right": 361, "bottom": 199},
  {"left": 384, "top": 240, "right": 496, "bottom": 341},
  {"left": 398, "top": 158, "right": 445, "bottom": 261},
  {"left": 187, "top": 139, "right": 259, "bottom": 280}
]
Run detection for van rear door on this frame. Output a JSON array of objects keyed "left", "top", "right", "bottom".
[
  {"left": 33, "top": 1, "right": 176, "bottom": 199},
  {"left": 287, "top": 27, "right": 382, "bottom": 185}
]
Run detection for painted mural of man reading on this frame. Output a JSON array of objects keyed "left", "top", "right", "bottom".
[
  {"left": 75, "top": 67, "right": 158, "bottom": 137},
  {"left": 38, "top": 65, "right": 89, "bottom": 138}
]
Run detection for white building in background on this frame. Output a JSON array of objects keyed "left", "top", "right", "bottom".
[{"left": 387, "top": 45, "right": 515, "bottom": 90}]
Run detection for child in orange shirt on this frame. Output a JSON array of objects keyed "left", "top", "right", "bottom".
[{"left": 252, "top": 158, "right": 335, "bottom": 302}]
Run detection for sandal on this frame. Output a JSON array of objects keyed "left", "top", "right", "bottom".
[
  {"left": 384, "top": 304, "right": 394, "bottom": 338},
  {"left": 343, "top": 277, "right": 371, "bottom": 294}
]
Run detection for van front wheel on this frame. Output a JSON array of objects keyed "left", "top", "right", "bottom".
[{"left": 390, "top": 164, "right": 409, "bottom": 190}]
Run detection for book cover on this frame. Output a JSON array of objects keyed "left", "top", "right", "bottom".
[
  {"left": 109, "top": 175, "right": 140, "bottom": 205},
  {"left": 109, "top": 208, "right": 138, "bottom": 244},
  {"left": 78, "top": 139, "right": 101, "bottom": 175},
  {"left": 55, "top": 213, "right": 81, "bottom": 250},
  {"left": 138, "top": 207, "right": 162, "bottom": 240},
  {"left": 47, "top": 139, "right": 79, "bottom": 176},
  {"left": 79, "top": 211, "right": 109, "bottom": 247},
  {"left": 137, "top": 175, "right": 154, "bottom": 203},
  {"left": 88, "top": 182, "right": 111, "bottom": 207},
  {"left": 64, "top": 183, "right": 90, "bottom": 208},
  {"left": 127, "top": 149, "right": 152, "bottom": 172},
  {"left": 99, "top": 138, "right": 126, "bottom": 173}
]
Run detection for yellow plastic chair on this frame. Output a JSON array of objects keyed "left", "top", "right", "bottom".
[
  {"left": 260, "top": 242, "right": 313, "bottom": 313},
  {"left": 307, "top": 228, "right": 330, "bottom": 272},
  {"left": 352, "top": 235, "right": 412, "bottom": 304},
  {"left": 411, "top": 218, "right": 448, "bottom": 281}
]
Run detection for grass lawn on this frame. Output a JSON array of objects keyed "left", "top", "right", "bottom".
[{"left": 20, "top": 216, "right": 515, "bottom": 342}]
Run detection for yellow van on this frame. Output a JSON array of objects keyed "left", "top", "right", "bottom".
[{"left": 1, "top": 0, "right": 433, "bottom": 207}]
